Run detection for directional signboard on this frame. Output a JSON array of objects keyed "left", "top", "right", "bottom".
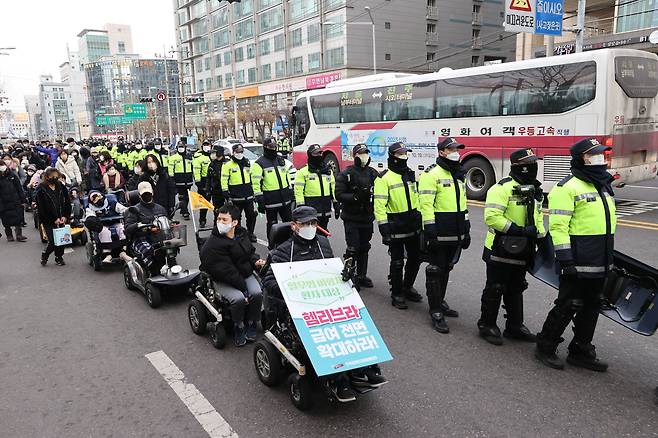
[
  {"left": 504, "top": 0, "right": 563, "bottom": 36},
  {"left": 95, "top": 115, "right": 133, "bottom": 126},
  {"left": 123, "top": 103, "right": 147, "bottom": 119}
]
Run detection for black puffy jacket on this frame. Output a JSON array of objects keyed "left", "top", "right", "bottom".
[
  {"left": 0, "top": 171, "right": 26, "bottom": 227},
  {"left": 123, "top": 201, "right": 168, "bottom": 239},
  {"left": 140, "top": 169, "right": 176, "bottom": 217},
  {"left": 36, "top": 181, "right": 71, "bottom": 227},
  {"left": 335, "top": 164, "right": 378, "bottom": 223},
  {"left": 262, "top": 233, "right": 334, "bottom": 298},
  {"left": 200, "top": 226, "right": 260, "bottom": 292}
]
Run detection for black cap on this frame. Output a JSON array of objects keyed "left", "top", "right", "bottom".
[
  {"left": 388, "top": 142, "right": 410, "bottom": 155},
  {"left": 292, "top": 206, "right": 318, "bottom": 223},
  {"left": 263, "top": 137, "right": 276, "bottom": 149},
  {"left": 352, "top": 144, "right": 369, "bottom": 156},
  {"left": 510, "top": 148, "right": 541, "bottom": 165},
  {"left": 437, "top": 137, "right": 465, "bottom": 150},
  {"left": 202, "top": 140, "right": 211, "bottom": 146},
  {"left": 308, "top": 144, "right": 322, "bottom": 156},
  {"left": 570, "top": 138, "right": 611, "bottom": 156},
  {"left": 232, "top": 143, "right": 244, "bottom": 153}
]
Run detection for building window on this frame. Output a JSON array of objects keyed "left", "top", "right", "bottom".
[
  {"left": 197, "top": 79, "right": 205, "bottom": 92},
  {"left": 385, "top": 53, "right": 391, "bottom": 60},
  {"left": 274, "top": 34, "right": 285, "bottom": 51},
  {"left": 617, "top": 0, "right": 658, "bottom": 32},
  {"left": 118, "top": 41, "right": 126, "bottom": 52},
  {"left": 259, "top": 0, "right": 282, "bottom": 9},
  {"left": 261, "top": 63, "right": 272, "bottom": 80},
  {"left": 204, "top": 57, "right": 211, "bottom": 70},
  {"left": 326, "top": 47, "right": 344, "bottom": 68},
  {"left": 259, "top": 38, "right": 271, "bottom": 55},
  {"left": 193, "top": 37, "right": 209, "bottom": 54},
  {"left": 233, "top": 0, "right": 254, "bottom": 19},
  {"left": 248, "top": 67, "right": 257, "bottom": 83},
  {"left": 275, "top": 60, "right": 286, "bottom": 78},
  {"left": 190, "top": 2, "right": 207, "bottom": 19},
  {"left": 324, "top": 0, "right": 346, "bottom": 9},
  {"left": 471, "top": 56, "right": 479, "bottom": 67},
  {"left": 291, "top": 56, "right": 304, "bottom": 74},
  {"left": 384, "top": 22, "right": 391, "bottom": 29},
  {"left": 324, "top": 19, "right": 344, "bottom": 39},
  {"left": 216, "top": 75, "right": 223, "bottom": 88},
  {"left": 211, "top": 8, "right": 230, "bottom": 29},
  {"left": 206, "top": 77, "right": 213, "bottom": 90},
  {"left": 195, "top": 59, "right": 203, "bottom": 72},
  {"left": 308, "top": 52, "right": 321, "bottom": 71},
  {"left": 235, "top": 47, "right": 244, "bottom": 62},
  {"left": 213, "top": 29, "right": 230, "bottom": 49},
  {"left": 247, "top": 43, "right": 256, "bottom": 59},
  {"left": 225, "top": 72, "right": 233, "bottom": 87},
  {"left": 291, "top": 28, "right": 303, "bottom": 47},
  {"left": 236, "top": 70, "right": 246, "bottom": 85},
  {"left": 191, "top": 18, "right": 208, "bottom": 37},
  {"left": 235, "top": 20, "right": 254, "bottom": 42},
  {"left": 307, "top": 23, "right": 320, "bottom": 43},
  {"left": 427, "top": 52, "right": 435, "bottom": 61},
  {"left": 259, "top": 6, "right": 284, "bottom": 32},
  {"left": 289, "top": 0, "right": 318, "bottom": 22},
  {"left": 215, "top": 53, "right": 222, "bottom": 68},
  {"left": 427, "top": 23, "right": 436, "bottom": 32},
  {"left": 224, "top": 51, "right": 232, "bottom": 65}
]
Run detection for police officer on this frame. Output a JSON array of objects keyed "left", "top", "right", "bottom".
[
  {"left": 222, "top": 143, "right": 257, "bottom": 241},
  {"left": 535, "top": 138, "right": 615, "bottom": 372},
  {"left": 129, "top": 141, "right": 147, "bottom": 169},
  {"left": 153, "top": 139, "right": 169, "bottom": 171},
  {"left": 418, "top": 137, "right": 470, "bottom": 333},
  {"left": 206, "top": 145, "right": 228, "bottom": 222},
  {"left": 374, "top": 142, "right": 423, "bottom": 310},
  {"left": 478, "top": 148, "right": 545, "bottom": 345},
  {"left": 193, "top": 140, "right": 212, "bottom": 227},
  {"left": 294, "top": 144, "right": 336, "bottom": 230},
  {"left": 335, "top": 143, "right": 378, "bottom": 288},
  {"left": 251, "top": 137, "right": 293, "bottom": 238},
  {"left": 168, "top": 141, "right": 194, "bottom": 220}
]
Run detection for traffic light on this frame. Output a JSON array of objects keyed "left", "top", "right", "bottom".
[
  {"left": 225, "top": 0, "right": 241, "bottom": 3},
  {"left": 140, "top": 97, "right": 155, "bottom": 103},
  {"left": 185, "top": 96, "right": 204, "bottom": 103}
]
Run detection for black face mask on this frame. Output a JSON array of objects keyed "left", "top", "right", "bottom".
[
  {"left": 510, "top": 163, "right": 538, "bottom": 185},
  {"left": 308, "top": 154, "right": 323, "bottom": 168},
  {"left": 264, "top": 147, "right": 278, "bottom": 159},
  {"left": 388, "top": 156, "right": 408, "bottom": 174},
  {"left": 48, "top": 177, "right": 59, "bottom": 184},
  {"left": 140, "top": 193, "right": 153, "bottom": 203}
]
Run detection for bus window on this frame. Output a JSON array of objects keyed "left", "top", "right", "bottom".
[
  {"left": 310, "top": 93, "right": 340, "bottom": 124},
  {"left": 382, "top": 82, "right": 435, "bottom": 121},
  {"left": 292, "top": 98, "right": 309, "bottom": 146},
  {"left": 615, "top": 56, "right": 658, "bottom": 98},
  {"left": 502, "top": 61, "right": 596, "bottom": 115},
  {"left": 340, "top": 89, "right": 382, "bottom": 123},
  {"left": 436, "top": 73, "right": 503, "bottom": 118}
]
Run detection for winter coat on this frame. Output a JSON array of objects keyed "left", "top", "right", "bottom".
[
  {"left": 102, "top": 172, "right": 125, "bottom": 191},
  {"left": 0, "top": 170, "right": 27, "bottom": 227},
  {"left": 34, "top": 146, "right": 59, "bottom": 166},
  {"left": 85, "top": 157, "right": 102, "bottom": 190},
  {"left": 55, "top": 157, "right": 82, "bottom": 186},
  {"left": 140, "top": 169, "right": 176, "bottom": 217},
  {"left": 36, "top": 181, "right": 71, "bottom": 226},
  {"left": 335, "top": 164, "right": 378, "bottom": 223},
  {"left": 124, "top": 201, "right": 168, "bottom": 240},
  {"left": 200, "top": 226, "right": 260, "bottom": 292}
]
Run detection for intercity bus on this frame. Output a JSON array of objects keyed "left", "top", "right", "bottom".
[{"left": 290, "top": 48, "right": 658, "bottom": 199}]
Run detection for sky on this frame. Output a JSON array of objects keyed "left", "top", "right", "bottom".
[{"left": 0, "top": 0, "right": 176, "bottom": 112}]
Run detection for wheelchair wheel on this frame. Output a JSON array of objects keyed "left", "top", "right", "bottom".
[
  {"left": 254, "top": 340, "right": 283, "bottom": 387},
  {"left": 188, "top": 300, "right": 208, "bottom": 335},
  {"left": 288, "top": 373, "right": 313, "bottom": 411},
  {"left": 145, "top": 283, "right": 162, "bottom": 308},
  {"left": 209, "top": 322, "right": 226, "bottom": 349},
  {"left": 123, "top": 265, "right": 136, "bottom": 291}
]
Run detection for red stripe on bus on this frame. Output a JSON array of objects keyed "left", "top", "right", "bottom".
[{"left": 350, "top": 122, "right": 398, "bottom": 130}]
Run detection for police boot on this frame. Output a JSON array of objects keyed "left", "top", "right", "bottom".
[
  {"left": 567, "top": 342, "right": 608, "bottom": 372},
  {"left": 390, "top": 259, "right": 408, "bottom": 310},
  {"left": 502, "top": 293, "right": 536, "bottom": 343},
  {"left": 356, "top": 251, "right": 373, "bottom": 288},
  {"left": 439, "top": 271, "right": 457, "bottom": 316},
  {"left": 426, "top": 265, "right": 449, "bottom": 334},
  {"left": 534, "top": 306, "right": 573, "bottom": 370},
  {"left": 477, "top": 290, "right": 503, "bottom": 346},
  {"left": 15, "top": 227, "right": 27, "bottom": 242},
  {"left": 403, "top": 257, "right": 423, "bottom": 302}
]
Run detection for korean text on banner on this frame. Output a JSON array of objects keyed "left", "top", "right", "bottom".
[
  {"left": 271, "top": 258, "right": 393, "bottom": 376},
  {"left": 188, "top": 191, "right": 215, "bottom": 211}
]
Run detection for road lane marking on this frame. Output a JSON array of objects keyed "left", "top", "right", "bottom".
[
  {"left": 145, "top": 350, "right": 239, "bottom": 438},
  {"left": 256, "top": 238, "right": 268, "bottom": 247},
  {"left": 624, "top": 185, "right": 658, "bottom": 190}
]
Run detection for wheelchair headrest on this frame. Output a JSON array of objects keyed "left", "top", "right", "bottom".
[
  {"left": 269, "top": 222, "right": 292, "bottom": 249},
  {"left": 125, "top": 189, "right": 141, "bottom": 207}
]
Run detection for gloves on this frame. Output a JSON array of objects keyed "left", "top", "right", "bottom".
[
  {"left": 521, "top": 225, "right": 538, "bottom": 237},
  {"left": 560, "top": 262, "right": 578, "bottom": 277},
  {"left": 333, "top": 202, "right": 341, "bottom": 220},
  {"left": 255, "top": 196, "right": 265, "bottom": 214},
  {"left": 461, "top": 234, "right": 471, "bottom": 250},
  {"left": 379, "top": 223, "right": 391, "bottom": 245}
]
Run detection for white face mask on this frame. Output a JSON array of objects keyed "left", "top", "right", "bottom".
[
  {"left": 136, "top": 145, "right": 143, "bottom": 150},
  {"left": 298, "top": 225, "right": 317, "bottom": 240},
  {"left": 233, "top": 153, "right": 244, "bottom": 160},
  {"left": 446, "top": 151, "right": 461, "bottom": 162},
  {"left": 203, "top": 146, "right": 211, "bottom": 153},
  {"left": 356, "top": 153, "right": 370, "bottom": 167},
  {"left": 586, "top": 154, "right": 606, "bottom": 166},
  {"left": 216, "top": 221, "right": 234, "bottom": 235},
  {"left": 177, "top": 148, "right": 186, "bottom": 154},
  {"left": 134, "top": 167, "right": 142, "bottom": 175},
  {"left": 396, "top": 154, "right": 408, "bottom": 160},
  {"left": 0, "top": 165, "right": 6, "bottom": 173},
  {"left": 210, "top": 152, "right": 217, "bottom": 160},
  {"left": 154, "top": 145, "right": 161, "bottom": 151}
]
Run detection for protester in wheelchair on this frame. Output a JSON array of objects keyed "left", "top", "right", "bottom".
[
  {"left": 261, "top": 206, "right": 388, "bottom": 402},
  {"left": 200, "top": 204, "right": 267, "bottom": 347},
  {"left": 85, "top": 190, "right": 129, "bottom": 263}
]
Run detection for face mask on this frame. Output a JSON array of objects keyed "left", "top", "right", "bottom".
[
  {"left": 0, "top": 165, "right": 6, "bottom": 173},
  {"left": 134, "top": 167, "right": 142, "bottom": 175},
  {"left": 396, "top": 154, "right": 408, "bottom": 160},
  {"left": 49, "top": 177, "right": 59, "bottom": 184},
  {"left": 136, "top": 145, "right": 143, "bottom": 150},
  {"left": 178, "top": 148, "right": 186, "bottom": 154},
  {"left": 216, "top": 221, "right": 233, "bottom": 235},
  {"left": 99, "top": 156, "right": 105, "bottom": 162},
  {"left": 72, "top": 152, "right": 78, "bottom": 158},
  {"left": 298, "top": 225, "right": 317, "bottom": 241},
  {"left": 445, "top": 151, "right": 460, "bottom": 162},
  {"left": 586, "top": 154, "right": 606, "bottom": 166},
  {"left": 234, "top": 153, "right": 244, "bottom": 160},
  {"left": 210, "top": 152, "right": 217, "bottom": 160},
  {"left": 148, "top": 163, "right": 158, "bottom": 172},
  {"left": 203, "top": 146, "right": 211, "bottom": 153},
  {"left": 140, "top": 193, "right": 153, "bottom": 203},
  {"left": 155, "top": 145, "right": 161, "bottom": 151},
  {"left": 27, "top": 171, "right": 35, "bottom": 176},
  {"left": 356, "top": 153, "right": 370, "bottom": 167}
]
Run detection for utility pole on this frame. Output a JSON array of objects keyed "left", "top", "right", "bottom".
[
  {"left": 229, "top": 30, "right": 239, "bottom": 138},
  {"left": 575, "top": 0, "right": 586, "bottom": 52},
  {"left": 163, "top": 46, "right": 173, "bottom": 143},
  {"left": 365, "top": 7, "right": 377, "bottom": 74}
]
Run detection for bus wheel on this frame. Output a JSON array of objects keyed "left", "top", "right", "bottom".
[
  {"left": 463, "top": 157, "right": 495, "bottom": 201},
  {"left": 323, "top": 153, "right": 339, "bottom": 175}
]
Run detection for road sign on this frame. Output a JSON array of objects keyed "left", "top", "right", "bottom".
[
  {"left": 505, "top": 0, "right": 562, "bottom": 36},
  {"left": 94, "top": 109, "right": 106, "bottom": 115},
  {"left": 95, "top": 115, "right": 133, "bottom": 126},
  {"left": 123, "top": 103, "right": 147, "bottom": 120},
  {"left": 156, "top": 91, "right": 166, "bottom": 102}
]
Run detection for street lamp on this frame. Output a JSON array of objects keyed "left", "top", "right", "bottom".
[{"left": 323, "top": 7, "right": 377, "bottom": 74}]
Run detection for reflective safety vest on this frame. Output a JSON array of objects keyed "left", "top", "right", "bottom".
[
  {"left": 221, "top": 158, "right": 254, "bottom": 201},
  {"left": 155, "top": 152, "right": 169, "bottom": 172},
  {"left": 192, "top": 151, "right": 211, "bottom": 182},
  {"left": 127, "top": 149, "right": 147, "bottom": 169},
  {"left": 251, "top": 156, "right": 293, "bottom": 208},
  {"left": 549, "top": 174, "right": 616, "bottom": 278},
  {"left": 107, "top": 146, "right": 118, "bottom": 159},
  {"left": 116, "top": 152, "right": 130, "bottom": 170},
  {"left": 294, "top": 165, "right": 335, "bottom": 215},
  {"left": 418, "top": 163, "right": 470, "bottom": 242},
  {"left": 374, "top": 168, "right": 420, "bottom": 239},
  {"left": 168, "top": 153, "right": 194, "bottom": 186},
  {"left": 483, "top": 177, "right": 546, "bottom": 266}
]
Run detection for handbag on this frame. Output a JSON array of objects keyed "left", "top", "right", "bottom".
[
  {"left": 53, "top": 225, "right": 72, "bottom": 247},
  {"left": 494, "top": 235, "right": 531, "bottom": 258}
]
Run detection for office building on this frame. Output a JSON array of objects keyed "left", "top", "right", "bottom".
[
  {"left": 60, "top": 49, "right": 92, "bottom": 138},
  {"left": 172, "top": 0, "right": 514, "bottom": 137},
  {"left": 78, "top": 24, "right": 135, "bottom": 65},
  {"left": 37, "top": 75, "right": 76, "bottom": 139},
  {"left": 24, "top": 95, "right": 42, "bottom": 140}
]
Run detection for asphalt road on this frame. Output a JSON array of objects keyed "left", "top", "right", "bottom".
[{"left": 2, "top": 191, "right": 658, "bottom": 438}]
